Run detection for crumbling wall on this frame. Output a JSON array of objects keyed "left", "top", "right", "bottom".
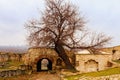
[
  {"left": 0, "top": 69, "right": 26, "bottom": 77},
  {"left": 112, "top": 50, "right": 120, "bottom": 60},
  {"left": 0, "top": 52, "right": 23, "bottom": 62},
  {"left": 75, "top": 54, "right": 112, "bottom": 72},
  {"left": 23, "top": 48, "right": 59, "bottom": 71}
]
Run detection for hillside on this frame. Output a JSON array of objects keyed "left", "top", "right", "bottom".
[
  {"left": 0, "top": 46, "right": 28, "bottom": 53},
  {"left": 0, "top": 45, "right": 120, "bottom": 54},
  {"left": 102, "top": 45, "right": 120, "bottom": 53}
]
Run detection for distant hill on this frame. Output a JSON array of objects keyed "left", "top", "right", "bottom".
[
  {"left": 0, "top": 46, "right": 28, "bottom": 53},
  {"left": 0, "top": 45, "right": 120, "bottom": 54},
  {"left": 101, "top": 45, "right": 120, "bottom": 53}
]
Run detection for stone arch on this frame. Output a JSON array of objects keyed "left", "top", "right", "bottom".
[
  {"left": 85, "top": 59, "right": 98, "bottom": 72},
  {"left": 35, "top": 55, "right": 54, "bottom": 64},
  {"left": 37, "top": 58, "right": 52, "bottom": 72}
]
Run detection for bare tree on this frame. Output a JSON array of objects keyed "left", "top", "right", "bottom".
[{"left": 25, "top": 0, "right": 111, "bottom": 70}]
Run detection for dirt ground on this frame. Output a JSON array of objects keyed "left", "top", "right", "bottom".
[
  {"left": 1, "top": 72, "right": 61, "bottom": 80},
  {"left": 29, "top": 72, "right": 60, "bottom": 80}
]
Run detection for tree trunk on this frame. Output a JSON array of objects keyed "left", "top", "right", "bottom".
[{"left": 55, "top": 42, "right": 76, "bottom": 71}]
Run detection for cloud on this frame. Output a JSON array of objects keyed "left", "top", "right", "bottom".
[
  {"left": 70, "top": 0, "right": 120, "bottom": 46},
  {"left": 0, "top": 33, "right": 26, "bottom": 46},
  {"left": 0, "top": 0, "right": 45, "bottom": 46},
  {"left": 0, "top": 0, "right": 120, "bottom": 46}
]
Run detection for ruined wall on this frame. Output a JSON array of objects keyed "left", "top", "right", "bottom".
[
  {"left": 22, "top": 47, "right": 75, "bottom": 71},
  {"left": 0, "top": 69, "right": 26, "bottom": 77},
  {"left": 75, "top": 54, "right": 112, "bottom": 72},
  {"left": 23, "top": 48, "right": 59, "bottom": 71},
  {"left": 0, "top": 53, "right": 9, "bottom": 62},
  {"left": 112, "top": 50, "right": 120, "bottom": 60},
  {"left": 0, "top": 52, "right": 23, "bottom": 62}
]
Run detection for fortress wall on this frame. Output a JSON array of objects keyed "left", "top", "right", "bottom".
[
  {"left": 0, "top": 52, "right": 23, "bottom": 62},
  {"left": 22, "top": 48, "right": 59, "bottom": 71},
  {"left": 22, "top": 48, "right": 58, "bottom": 65},
  {"left": 75, "top": 54, "right": 112, "bottom": 72},
  {"left": 0, "top": 69, "right": 26, "bottom": 77}
]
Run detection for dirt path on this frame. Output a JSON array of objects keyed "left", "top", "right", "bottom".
[
  {"left": 29, "top": 72, "right": 60, "bottom": 80},
  {"left": 2, "top": 72, "right": 61, "bottom": 80}
]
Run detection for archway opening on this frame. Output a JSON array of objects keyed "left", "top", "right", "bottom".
[
  {"left": 85, "top": 59, "right": 98, "bottom": 72},
  {"left": 37, "top": 58, "right": 52, "bottom": 72}
]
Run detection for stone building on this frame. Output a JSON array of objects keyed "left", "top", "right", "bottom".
[
  {"left": 23, "top": 47, "right": 75, "bottom": 72},
  {"left": 75, "top": 50, "right": 113, "bottom": 72},
  {"left": 22, "top": 47, "right": 120, "bottom": 73}
]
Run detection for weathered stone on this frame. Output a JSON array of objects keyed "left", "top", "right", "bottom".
[
  {"left": 75, "top": 54, "right": 113, "bottom": 72},
  {"left": 0, "top": 69, "right": 27, "bottom": 77},
  {"left": 22, "top": 47, "right": 75, "bottom": 71},
  {"left": 0, "top": 52, "right": 23, "bottom": 62}
]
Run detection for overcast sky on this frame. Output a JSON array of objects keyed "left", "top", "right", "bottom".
[{"left": 0, "top": 0, "right": 120, "bottom": 47}]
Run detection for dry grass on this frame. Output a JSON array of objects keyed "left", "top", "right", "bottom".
[
  {"left": 102, "top": 45, "right": 120, "bottom": 53},
  {"left": 65, "top": 67, "right": 120, "bottom": 80},
  {"left": 0, "top": 61, "right": 24, "bottom": 71}
]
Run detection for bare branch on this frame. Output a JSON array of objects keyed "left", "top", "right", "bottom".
[{"left": 25, "top": 0, "right": 111, "bottom": 49}]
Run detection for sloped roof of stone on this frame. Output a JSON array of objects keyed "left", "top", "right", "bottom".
[
  {"left": 75, "top": 49, "right": 111, "bottom": 55},
  {"left": 76, "top": 49, "right": 90, "bottom": 54},
  {"left": 28, "top": 46, "right": 53, "bottom": 50}
]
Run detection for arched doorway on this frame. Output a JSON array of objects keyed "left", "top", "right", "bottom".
[
  {"left": 37, "top": 58, "right": 52, "bottom": 72},
  {"left": 85, "top": 59, "right": 98, "bottom": 72}
]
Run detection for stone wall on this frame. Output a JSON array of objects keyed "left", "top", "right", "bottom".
[
  {"left": 0, "top": 53, "right": 9, "bottom": 62},
  {"left": 23, "top": 48, "right": 60, "bottom": 71},
  {"left": 1, "top": 47, "right": 119, "bottom": 74},
  {"left": 0, "top": 52, "right": 23, "bottom": 62},
  {"left": 75, "top": 54, "right": 113, "bottom": 72},
  {"left": 112, "top": 50, "right": 120, "bottom": 60},
  {"left": 0, "top": 64, "right": 32, "bottom": 77},
  {"left": 22, "top": 47, "right": 75, "bottom": 71},
  {"left": 0, "top": 69, "right": 26, "bottom": 77}
]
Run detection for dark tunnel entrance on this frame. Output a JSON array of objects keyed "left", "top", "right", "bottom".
[{"left": 37, "top": 58, "right": 52, "bottom": 72}]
